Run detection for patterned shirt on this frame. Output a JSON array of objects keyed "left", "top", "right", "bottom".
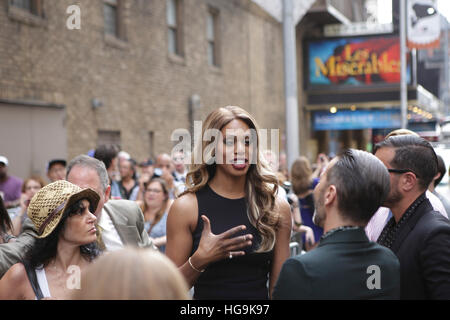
[{"left": 377, "top": 193, "right": 427, "bottom": 249}]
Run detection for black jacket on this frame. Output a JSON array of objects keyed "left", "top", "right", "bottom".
[
  {"left": 386, "top": 199, "right": 450, "bottom": 299},
  {"left": 273, "top": 228, "right": 400, "bottom": 299}
]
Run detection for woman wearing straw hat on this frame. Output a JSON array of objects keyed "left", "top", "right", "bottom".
[{"left": 0, "top": 180, "right": 99, "bottom": 300}]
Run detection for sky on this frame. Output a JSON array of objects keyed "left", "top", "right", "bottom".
[
  {"left": 438, "top": 0, "right": 450, "bottom": 21},
  {"left": 377, "top": 0, "right": 450, "bottom": 24}
]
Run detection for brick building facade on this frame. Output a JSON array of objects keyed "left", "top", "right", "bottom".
[{"left": 0, "top": 0, "right": 285, "bottom": 178}]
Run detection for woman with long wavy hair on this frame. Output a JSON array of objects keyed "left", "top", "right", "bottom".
[{"left": 166, "top": 106, "right": 291, "bottom": 299}]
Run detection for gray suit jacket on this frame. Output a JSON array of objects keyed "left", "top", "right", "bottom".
[
  {"left": 102, "top": 199, "right": 155, "bottom": 248},
  {"left": 0, "top": 199, "right": 155, "bottom": 278}
]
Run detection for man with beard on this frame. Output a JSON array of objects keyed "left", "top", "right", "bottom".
[
  {"left": 273, "top": 149, "right": 400, "bottom": 299},
  {"left": 365, "top": 129, "right": 447, "bottom": 242},
  {"left": 374, "top": 135, "right": 450, "bottom": 299}
]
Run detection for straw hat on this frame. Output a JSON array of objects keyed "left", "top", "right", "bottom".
[{"left": 28, "top": 180, "right": 100, "bottom": 238}]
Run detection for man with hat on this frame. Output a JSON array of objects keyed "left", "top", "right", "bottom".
[
  {"left": 0, "top": 156, "right": 23, "bottom": 210},
  {"left": 136, "top": 158, "right": 154, "bottom": 202},
  {"left": 46, "top": 159, "right": 67, "bottom": 183}
]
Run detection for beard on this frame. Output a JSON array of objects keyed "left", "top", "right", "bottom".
[
  {"left": 312, "top": 188, "right": 326, "bottom": 228},
  {"left": 382, "top": 180, "right": 403, "bottom": 208},
  {"left": 312, "top": 208, "right": 325, "bottom": 228}
]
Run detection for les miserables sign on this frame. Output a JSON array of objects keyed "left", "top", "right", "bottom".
[{"left": 306, "top": 35, "right": 412, "bottom": 89}]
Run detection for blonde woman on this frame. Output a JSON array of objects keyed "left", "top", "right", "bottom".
[
  {"left": 136, "top": 178, "right": 172, "bottom": 252},
  {"left": 72, "top": 247, "right": 190, "bottom": 300},
  {"left": 166, "top": 106, "right": 291, "bottom": 299}
]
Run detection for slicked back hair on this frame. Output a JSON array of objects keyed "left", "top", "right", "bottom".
[
  {"left": 325, "top": 149, "right": 390, "bottom": 225},
  {"left": 434, "top": 155, "right": 446, "bottom": 187},
  {"left": 374, "top": 135, "right": 438, "bottom": 191}
]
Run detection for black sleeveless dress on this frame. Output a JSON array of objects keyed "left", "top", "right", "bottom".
[{"left": 191, "top": 184, "right": 273, "bottom": 300}]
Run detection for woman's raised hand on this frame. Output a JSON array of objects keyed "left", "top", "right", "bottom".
[{"left": 192, "top": 215, "right": 253, "bottom": 269}]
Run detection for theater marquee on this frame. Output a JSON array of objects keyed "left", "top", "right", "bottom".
[{"left": 306, "top": 35, "right": 412, "bottom": 89}]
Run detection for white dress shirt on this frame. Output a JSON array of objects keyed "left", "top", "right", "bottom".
[{"left": 98, "top": 209, "right": 124, "bottom": 251}]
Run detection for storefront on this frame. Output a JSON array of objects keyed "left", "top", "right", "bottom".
[{"left": 302, "top": 33, "right": 441, "bottom": 157}]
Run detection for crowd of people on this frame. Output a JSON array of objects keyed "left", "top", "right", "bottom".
[{"left": 0, "top": 106, "right": 449, "bottom": 300}]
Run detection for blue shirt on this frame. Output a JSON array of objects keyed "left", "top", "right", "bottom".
[{"left": 144, "top": 212, "right": 168, "bottom": 253}]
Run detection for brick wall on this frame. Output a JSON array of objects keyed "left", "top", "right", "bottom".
[{"left": 0, "top": 0, "right": 285, "bottom": 164}]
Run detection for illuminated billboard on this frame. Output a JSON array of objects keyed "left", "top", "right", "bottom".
[{"left": 306, "top": 35, "right": 412, "bottom": 89}]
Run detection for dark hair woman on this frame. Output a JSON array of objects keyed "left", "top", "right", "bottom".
[{"left": 0, "top": 180, "right": 100, "bottom": 300}]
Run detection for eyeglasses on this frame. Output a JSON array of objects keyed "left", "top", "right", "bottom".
[
  {"left": 387, "top": 168, "right": 420, "bottom": 178},
  {"left": 146, "top": 188, "right": 162, "bottom": 194}
]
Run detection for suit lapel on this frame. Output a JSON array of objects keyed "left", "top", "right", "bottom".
[
  {"left": 390, "top": 222, "right": 412, "bottom": 253},
  {"left": 391, "top": 200, "right": 430, "bottom": 253},
  {"left": 114, "top": 224, "right": 141, "bottom": 245},
  {"left": 104, "top": 202, "right": 140, "bottom": 245}
]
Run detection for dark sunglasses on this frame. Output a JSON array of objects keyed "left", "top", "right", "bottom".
[{"left": 387, "top": 168, "right": 420, "bottom": 178}]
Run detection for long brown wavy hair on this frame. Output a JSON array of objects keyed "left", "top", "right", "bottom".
[{"left": 184, "top": 106, "right": 280, "bottom": 252}]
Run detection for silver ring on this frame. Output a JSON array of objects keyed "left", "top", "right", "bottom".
[{"left": 229, "top": 252, "right": 233, "bottom": 259}]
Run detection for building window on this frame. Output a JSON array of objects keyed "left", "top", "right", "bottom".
[
  {"left": 149, "top": 131, "right": 155, "bottom": 159},
  {"left": 104, "top": 0, "right": 126, "bottom": 40},
  {"left": 97, "top": 130, "right": 121, "bottom": 149},
  {"left": 167, "top": 0, "right": 183, "bottom": 56},
  {"left": 11, "top": 0, "right": 31, "bottom": 11},
  {"left": 10, "top": 0, "right": 43, "bottom": 16},
  {"left": 207, "top": 7, "right": 220, "bottom": 67},
  {"left": 104, "top": 0, "right": 118, "bottom": 36}
]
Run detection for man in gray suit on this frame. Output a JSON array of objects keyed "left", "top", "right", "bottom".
[
  {"left": 0, "top": 155, "right": 155, "bottom": 278},
  {"left": 66, "top": 155, "right": 155, "bottom": 251},
  {"left": 273, "top": 149, "right": 400, "bottom": 299}
]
